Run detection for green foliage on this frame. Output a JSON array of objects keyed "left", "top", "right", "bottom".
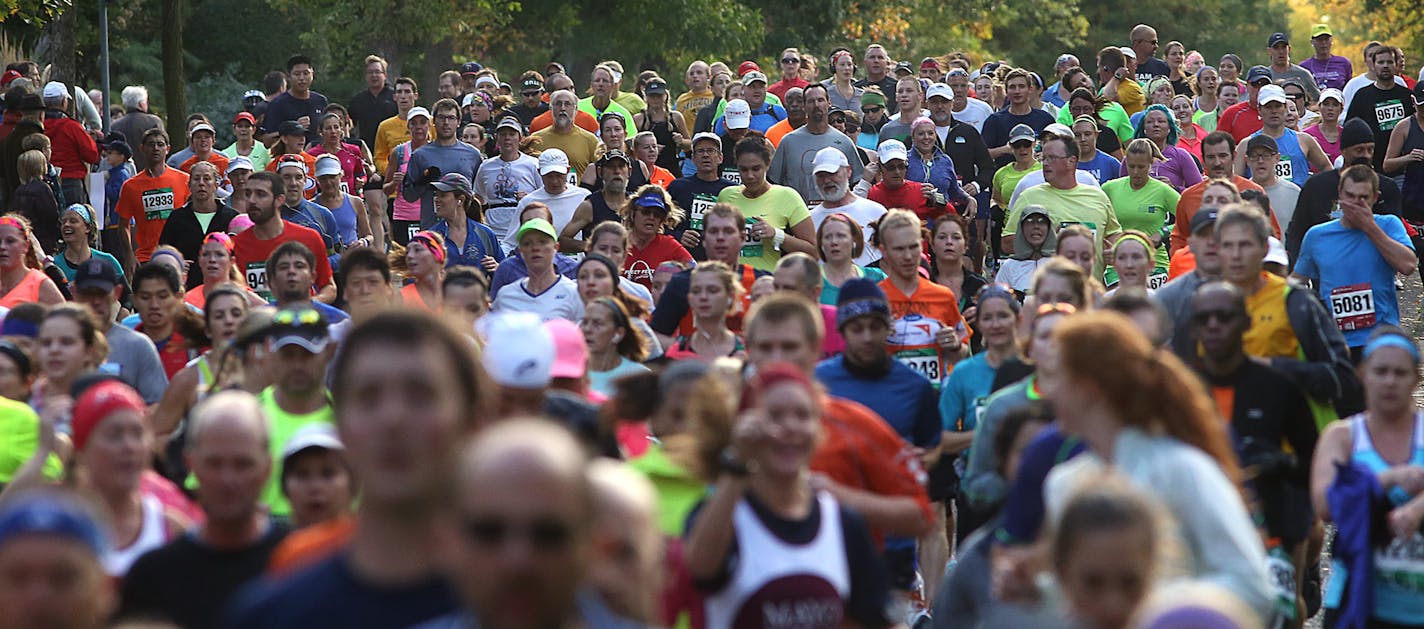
[
  {"left": 2, "top": 0, "right": 72, "bottom": 45},
  {"left": 1072, "top": 0, "right": 1292, "bottom": 70}
]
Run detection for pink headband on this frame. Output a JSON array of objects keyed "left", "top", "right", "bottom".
[
  {"left": 411, "top": 231, "right": 446, "bottom": 264},
  {"left": 204, "top": 231, "right": 235, "bottom": 253}
]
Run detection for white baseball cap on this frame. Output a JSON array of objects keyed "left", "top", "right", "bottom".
[
  {"left": 226, "top": 155, "right": 254, "bottom": 174},
  {"left": 1265, "top": 237, "right": 1288, "bottom": 266},
  {"left": 1319, "top": 87, "right": 1344, "bottom": 105},
  {"left": 480, "top": 312, "right": 555, "bottom": 389},
  {"left": 314, "top": 154, "right": 342, "bottom": 177},
  {"left": 280, "top": 423, "right": 344, "bottom": 462},
  {"left": 475, "top": 76, "right": 499, "bottom": 89},
  {"left": 812, "top": 146, "right": 850, "bottom": 174},
  {"left": 41, "top": 81, "right": 68, "bottom": 100},
  {"left": 877, "top": 139, "right": 909, "bottom": 164},
  {"left": 724, "top": 99, "right": 752, "bottom": 130},
  {"left": 538, "top": 148, "right": 570, "bottom": 175},
  {"left": 406, "top": 106, "right": 432, "bottom": 121},
  {"left": 188, "top": 122, "right": 216, "bottom": 137},
  {"left": 925, "top": 83, "right": 953, "bottom": 101},
  {"left": 1120, "top": 46, "right": 1137, "bottom": 60},
  {"left": 1257, "top": 84, "right": 1289, "bottom": 106}
]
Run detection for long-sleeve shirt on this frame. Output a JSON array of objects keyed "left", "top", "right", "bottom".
[
  {"left": 43, "top": 113, "right": 99, "bottom": 180},
  {"left": 401, "top": 141, "right": 483, "bottom": 228}
]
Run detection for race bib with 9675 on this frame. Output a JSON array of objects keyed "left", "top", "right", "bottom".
[
  {"left": 1376, "top": 99, "right": 1407, "bottom": 132},
  {"left": 1330, "top": 283, "right": 1376, "bottom": 331},
  {"left": 141, "top": 187, "right": 176, "bottom": 222}
]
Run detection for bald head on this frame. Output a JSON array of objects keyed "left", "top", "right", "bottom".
[
  {"left": 1131, "top": 24, "right": 1159, "bottom": 58},
  {"left": 187, "top": 390, "right": 270, "bottom": 453},
  {"left": 586, "top": 459, "right": 661, "bottom": 623}
]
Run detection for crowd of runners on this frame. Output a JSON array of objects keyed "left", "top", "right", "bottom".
[{"left": 0, "top": 19, "right": 1421, "bottom": 629}]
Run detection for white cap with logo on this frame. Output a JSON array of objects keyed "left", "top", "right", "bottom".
[
  {"left": 724, "top": 99, "right": 752, "bottom": 130},
  {"left": 538, "top": 148, "right": 570, "bottom": 175},
  {"left": 877, "top": 139, "right": 909, "bottom": 164},
  {"left": 812, "top": 146, "right": 850, "bottom": 174}
]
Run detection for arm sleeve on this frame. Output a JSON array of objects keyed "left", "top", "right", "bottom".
[
  {"left": 840, "top": 507, "right": 895, "bottom": 629},
  {"left": 960, "top": 393, "right": 1010, "bottom": 507}
]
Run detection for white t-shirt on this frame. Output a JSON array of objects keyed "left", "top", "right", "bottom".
[
  {"left": 509, "top": 186, "right": 590, "bottom": 252},
  {"left": 1260, "top": 178, "right": 1301, "bottom": 233},
  {"left": 1008, "top": 169, "right": 1101, "bottom": 208},
  {"left": 809, "top": 196, "right": 888, "bottom": 267},
  {"left": 475, "top": 154, "right": 542, "bottom": 242},
  {"left": 491, "top": 275, "right": 584, "bottom": 322},
  {"left": 952, "top": 98, "right": 994, "bottom": 132},
  {"left": 994, "top": 258, "right": 1050, "bottom": 292}
]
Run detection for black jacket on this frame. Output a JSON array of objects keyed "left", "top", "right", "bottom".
[{"left": 158, "top": 200, "right": 238, "bottom": 289}]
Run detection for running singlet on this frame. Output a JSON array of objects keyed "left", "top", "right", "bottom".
[
  {"left": 1249, "top": 129, "right": 1311, "bottom": 187},
  {"left": 880, "top": 277, "right": 968, "bottom": 387},
  {"left": 702, "top": 493, "right": 850, "bottom": 629},
  {"left": 1322, "top": 413, "right": 1424, "bottom": 625},
  {"left": 1243, "top": 273, "right": 1300, "bottom": 360}
]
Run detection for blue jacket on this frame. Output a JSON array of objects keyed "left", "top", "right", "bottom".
[
  {"left": 431, "top": 217, "right": 505, "bottom": 268},
  {"left": 907, "top": 146, "right": 970, "bottom": 208}
]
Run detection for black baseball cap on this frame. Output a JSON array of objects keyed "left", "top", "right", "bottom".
[
  {"left": 1190, "top": 208, "right": 1221, "bottom": 234},
  {"left": 598, "top": 150, "right": 631, "bottom": 166},
  {"left": 645, "top": 79, "right": 668, "bottom": 95},
  {"left": 278, "top": 119, "right": 307, "bottom": 136},
  {"left": 73, "top": 257, "right": 119, "bottom": 292},
  {"left": 461, "top": 61, "right": 483, "bottom": 76},
  {"left": 1246, "top": 66, "right": 1272, "bottom": 85},
  {"left": 268, "top": 307, "right": 330, "bottom": 354},
  {"left": 1267, "top": 32, "right": 1289, "bottom": 47}
]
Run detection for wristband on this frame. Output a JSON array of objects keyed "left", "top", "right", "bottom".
[{"left": 773, "top": 227, "right": 787, "bottom": 251}]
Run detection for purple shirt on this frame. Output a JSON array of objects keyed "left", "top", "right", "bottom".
[
  {"left": 1299, "top": 56, "right": 1353, "bottom": 91},
  {"left": 1120, "top": 144, "right": 1203, "bottom": 192}
]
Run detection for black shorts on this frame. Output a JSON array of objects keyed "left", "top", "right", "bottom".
[{"left": 928, "top": 456, "right": 958, "bottom": 502}]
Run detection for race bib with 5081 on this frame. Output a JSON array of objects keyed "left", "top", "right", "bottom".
[
  {"left": 141, "top": 187, "right": 176, "bottom": 221},
  {"left": 1330, "top": 283, "right": 1376, "bottom": 331}
]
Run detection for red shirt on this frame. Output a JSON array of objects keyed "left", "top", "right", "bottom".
[
  {"left": 767, "top": 77, "right": 810, "bottom": 99},
  {"left": 43, "top": 115, "right": 99, "bottom": 180},
  {"left": 232, "top": 220, "right": 334, "bottom": 299},
  {"left": 136, "top": 327, "right": 206, "bottom": 380},
  {"left": 308, "top": 142, "right": 368, "bottom": 194},
  {"left": 868, "top": 180, "right": 938, "bottom": 221},
  {"left": 623, "top": 234, "right": 693, "bottom": 287},
  {"left": 178, "top": 152, "right": 230, "bottom": 176},
  {"left": 812, "top": 396, "right": 932, "bottom": 547},
  {"left": 1217, "top": 101, "right": 1262, "bottom": 143}
]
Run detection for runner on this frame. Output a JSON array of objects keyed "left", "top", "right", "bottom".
[
  {"left": 1300, "top": 24, "right": 1352, "bottom": 91},
  {"left": 532, "top": 90, "right": 601, "bottom": 180},
  {"left": 177, "top": 122, "right": 229, "bottom": 176},
  {"left": 1235, "top": 85, "right": 1331, "bottom": 188},
  {"left": 489, "top": 218, "right": 583, "bottom": 322},
  {"left": 1286, "top": 118, "right": 1405, "bottom": 264},
  {"left": 767, "top": 83, "right": 863, "bottom": 206},
  {"left": 509, "top": 149, "right": 590, "bottom": 251},
  {"left": 403, "top": 98, "right": 482, "bottom": 230},
  {"left": 983, "top": 69, "right": 1056, "bottom": 167},
  {"left": 1241, "top": 135, "right": 1303, "bottom": 232},
  {"left": 1345, "top": 46, "right": 1416, "bottom": 173},
  {"left": 159, "top": 161, "right": 237, "bottom": 287},
  {"left": 1218, "top": 66, "right": 1274, "bottom": 142},
  {"left": 1171, "top": 131, "right": 1268, "bottom": 256},
  {"left": 1101, "top": 138, "right": 1178, "bottom": 289},
  {"left": 1004, "top": 133, "right": 1121, "bottom": 279},
  {"left": 372, "top": 76, "right": 417, "bottom": 177},
  {"left": 232, "top": 171, "right": 335, "bottom": 303},
  {"left": 717, "top": 137, "right": 815, "bottom": 271},
  {"left": 116, "top": 128, "right": 190, "bottom": 263},
  {"left": 876, "top": 209, "right": 969, "bottom": 387}
]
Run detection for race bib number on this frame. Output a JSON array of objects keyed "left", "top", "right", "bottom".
[
  {"left": 407, "top": 223, "right": 421, "bottom": 242},
  {"left": 1147, "top": 269, "right": 1169, "bottom": 290},
  {"left": 895, "top": 347, "right": 943, "bottom": 384},
  {"left": 1373, "top": 532, "right": 1424, "bottom": 594},
  {"left": 721, "top": 168, "right": 742, "bottom": 185},
  {"left": 1274, "top": 157, "right": 1293, "bottom": 181},
  {"left": 141, "top": 187, "right": 175, "bottom": 222},
  {"left": 340, "top": 180, "right": 350, "bottom": 195},
  {"left": 566, "top": 171, "right": 580, "bottom": 187},
  {"left": 1376, "top": 99, "right": 1407, "bottom": 131},
  {"left": 1265, "top": 543, "right": 1298, "bottom": 621},
  {"left": 740, "top": 218, "right": 763, "bottom": 258},
  {"left": 1329, "top": 283, "right": 1376, "bottom": 331},
  {"left": 246, "top": 262, "right": 270, "bottom": 300},
  {"left": 1059, "top": 220, "right": 1098, "bottom": 240},
  {"left": 690, "top": 193, "right": 716, "bottom": 230}
]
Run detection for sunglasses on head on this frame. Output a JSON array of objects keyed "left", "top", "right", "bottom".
[{"left": 462, "top": 515, "right": 574, "bottom": 551}]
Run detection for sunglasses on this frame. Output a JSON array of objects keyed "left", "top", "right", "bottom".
[
  {"left": 782, "top": 58, "right": 800, "bottom": 64},
  {"left": 462, "top": 515, "right": 574, "bottom": 551},
  {"left": 1191, "top": 309, "right": 1240, "bottom": 325},
  {"left": 520, "top": 91, "right": 541, "bottom": 97}
]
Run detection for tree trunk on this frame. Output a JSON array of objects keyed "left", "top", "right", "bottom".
[
  {"left": 422, "top": 37, "right": 453, "bottom": 104},
  {"left": 161, "top": 0, "right": 188, "bottom": 149},
  {"left": 33, "top": 5, "right": 77, "bottom": 84}
]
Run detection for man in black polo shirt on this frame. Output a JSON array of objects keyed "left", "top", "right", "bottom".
[
  {"left": 667, "top": 132, "right": 736, "bottom": 260},
  {"left": 348, "top": 54, "right": 396, "bottom": 150}
]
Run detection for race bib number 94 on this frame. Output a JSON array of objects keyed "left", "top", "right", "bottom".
[{"left": 246, "top": 262, "right": 270, "bottom": 300}]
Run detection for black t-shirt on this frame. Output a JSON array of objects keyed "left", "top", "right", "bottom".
[
  {"left": 349, "top": 87, "right": 397, "bottom": 150},
  {"left": 261, "top": 91, "right": 331, "bottom": 144},
  {"left": 119, "top": 522, "right": 290, "bottom": 629},
  {"left": 1134, "top": 57, "right": 1171, "bottom": 84},
  {"left": 1345, "top": 83, "right": 1416, "bottom": 172},
  {"left": 667, "top": 174, "right": 736, "bottom": 260},
  {"left": 221, "top": 550, "right": 457, "bottom": 629},
  {"left": 942, "top": 120, "right": 995, "bottom": 190},
  {"left": 687, "top": 492, "right": 894, "bottom": 629},
  {"left": 509, "top": 102, "right": 549, "bottom": 128},
  {"left": 982, "top": 109, "right": 1056, "bottom": 167}
]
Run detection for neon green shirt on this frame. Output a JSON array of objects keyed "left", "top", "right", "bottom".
[
  {"left": 992, "top": 161, "right": 1041, "bottom": 206},
  {"left": 1007, "top": 183, "right": 1122, "bottom": 279},
  {"left": 258, "top": 386, "right": 335, "bottom": 518},
  {"left": 1101, "top": 176, "right": 1180, "bottom": 269},
  {"left": 717, "top": 184, "right": 811, "bottom": 272},
  {"left": 0, "top": 398, "right": 62, "bottom": 483}
]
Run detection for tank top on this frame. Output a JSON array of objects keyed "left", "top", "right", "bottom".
[
  {"left": 1323, "top": 412, "right": 1424, "bottom": 623},
  {"left": 325, "top": 194, "right": 359, "bottom": 245},
  {"left": 392, "top": 143, "right": 421, "bottom": 221},
  {"left": 642, "top": 114, "right": 681, "bottom": 173},
  {"left": 703, "top": 492, "right": 851, "bottom": 629},
  {"left": 586, "top": 193, "right": 621, "bottom": 237},
  {"left": 0, "top": 268, "right": 46, "bottom": 308},
  {"left": 1251, "top": 128, "right": 1310, "bottom": 187},
  {"left": 103, "top": 494, "right": 169, "bottom": 576},
  {"left": 1401, "top": 116, "right": 1424, "bottom": 222},
  {"left": 1303, "top": 124, "right": 1340, "bottom": 164}
]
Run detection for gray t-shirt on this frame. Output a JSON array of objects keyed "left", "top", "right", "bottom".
[
  {"left": 103, "top": 324, "right": 169, "bottom": 403},
  {"left": 766, "top": 126, "right": 865, "bottom": 206},
  {"left": 1270, "top": 64, "right": 1322, "bottom": 103},
  {"left": 402, "top": 140, "right": 484, "bottom": 228}
]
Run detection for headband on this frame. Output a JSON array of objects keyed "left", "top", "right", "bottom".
[
  {"left": 203, "top": 231, "right": 235, "bottom": 254},
  {"left": 0, "top": 340, "right": 31, "bottom": 376},
  {"left": 831, "top": 51, "right": 853, "bottom": 68},
  {"left": 63, "top": 203, "right": 96, "bottom": 226},
  {"left": 976, "top": 284, "right": 1021, "bottom": 312},
  {"left": 1114, "top": 233, "right": 1155, "bottom": 255},
  {"left": 0, "top": 216, "right": 26, "bottom": 234},
  {"left": 410, "top": 231, "right": 446, "bottom": 264},
  {"left": 1362, "top": 334, "right": 1421, "bottom": 363},
  {"left": 150, "top": 248, "right": 187, "bottom": 270},
  {"left": 577, "top": 254, "right": 621, "bottom": 285},
  {"left": 591, "top": 296, "right": 631, "bottom": 330},
  {"left": 71, "top": 380, "right": 147, "bottom": 453}
]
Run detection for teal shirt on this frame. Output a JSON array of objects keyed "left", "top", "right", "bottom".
[{"left": 820, "top": 266, "right": 886, "bottom": 305}]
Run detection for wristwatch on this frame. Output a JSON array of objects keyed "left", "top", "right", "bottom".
[{"left": 719, "top": 447, "right": 751, "bottom": 477}]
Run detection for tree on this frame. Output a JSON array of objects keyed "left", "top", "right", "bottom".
[{"left": 162, "top": 0, "right": 187, "bottom": 147}]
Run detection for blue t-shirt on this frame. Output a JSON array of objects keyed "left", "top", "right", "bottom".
[
  {"left": 1294, "top": 215, "right": 1413, "bottom": 347},
  {"left": 938, "top": 352, "right": 998, "bottom": 433},
  {"left": 815, "top": 355, "right": 941, "bottom": 448},
  {"left": 1077, "top": 151, "right": 1121, "bottom": 185}
]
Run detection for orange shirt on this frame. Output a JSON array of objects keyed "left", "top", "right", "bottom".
[
  {"left": 179, "top": 152, "right": 230, "bottom": 176},
  {"left": 1170, "top": 176, "right": 1272, "bottom": 257},
  {"left": 116, "top": 167, "right": 191, "bottom": 262},
  {"left": 648, "top": 164, "right": 676, "bottom": 188},
  {"left": 265, "top": 151, "right": 319, "bottom": 200},
  {"left": 266, "top": 516, "right": 356, "bottom": 576},
  {"left": 812, "top": 397, "right": 932, "bottom": 547},
  {"left": 765, "top": 119, "right": 795, "bottom": 147},
  {"left": 529, "top": 109, "right": 599, "bottom": 134},
  {"left": 879, "top": 277, "right": 969, "bottom": 385}
]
